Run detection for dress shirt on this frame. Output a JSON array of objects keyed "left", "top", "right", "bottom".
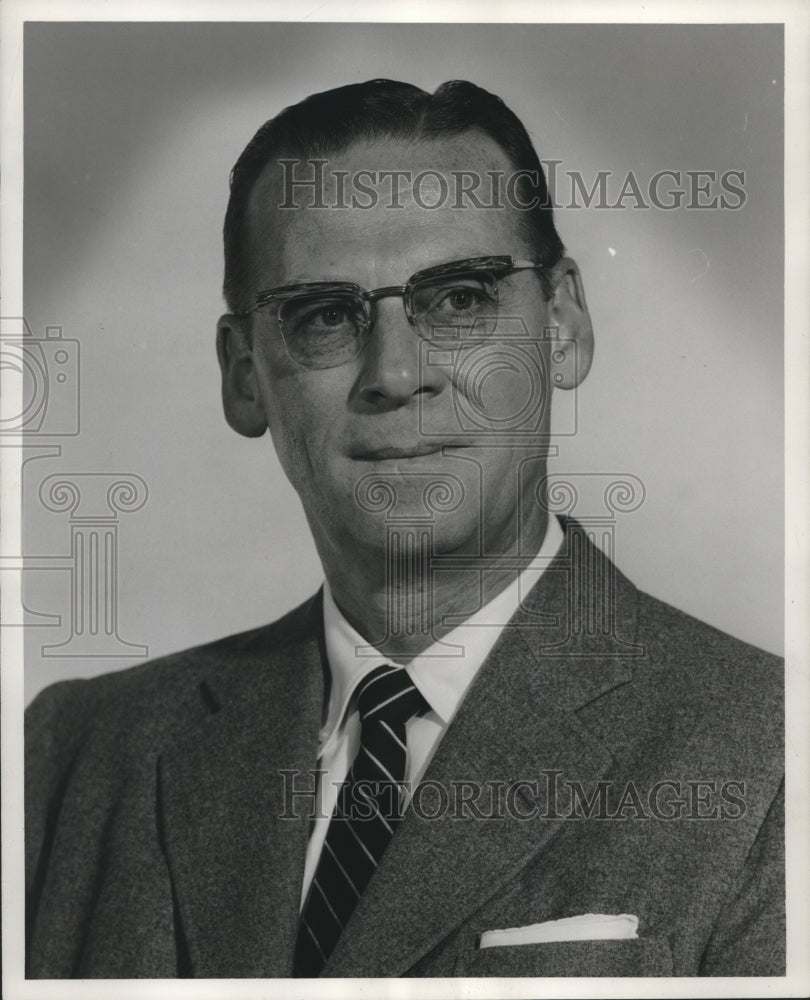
[{"left": 299, "top": 514, "right": 565, "bottom": 907}]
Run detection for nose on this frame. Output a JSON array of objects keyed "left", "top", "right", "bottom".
[{"left": 354, "top": 298, "right": 445, "bottom": 408}]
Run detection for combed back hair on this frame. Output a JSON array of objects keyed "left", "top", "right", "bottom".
[{"left": 223, "top": 79, "right": 565, "bottom": 314}]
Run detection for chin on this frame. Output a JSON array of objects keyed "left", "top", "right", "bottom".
[
  {"left": 312, "top": 464, "right": 482, "bottom": 559},
  {"left": 343, "top": 507, "right": 479, "bottom": 559}
]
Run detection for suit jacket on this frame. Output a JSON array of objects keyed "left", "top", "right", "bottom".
[{"left": 25, "top": 520, "right": 784, "bottom": 978}]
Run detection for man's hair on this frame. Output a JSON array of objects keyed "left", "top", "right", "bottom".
[{"left": 223, "top": 79, "right": 565, "bottom": 314}]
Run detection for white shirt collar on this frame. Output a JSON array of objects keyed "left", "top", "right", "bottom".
[{"left": 320, "top": 514, "right": 564, "bottom": 749}]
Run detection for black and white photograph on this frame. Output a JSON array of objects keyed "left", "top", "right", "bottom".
[{"left": 2, "top": 2, "right": 808, "bottom": 996}]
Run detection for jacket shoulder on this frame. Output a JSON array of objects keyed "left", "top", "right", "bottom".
[
  {"left": 627, "top": 589, "right": 783, "bottom": 769},
  {"left": 635, "top": 588, "right": 782, "bottom": 676},
  {"left": 25, "top": 591, "right": 321, "bottom": 752}
]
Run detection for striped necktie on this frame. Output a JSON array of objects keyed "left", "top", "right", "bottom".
[{"left": 293, "top": 663, "right": 428, "bottom": 977}]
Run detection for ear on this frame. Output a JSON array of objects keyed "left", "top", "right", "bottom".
[
  {"left": 546, "top": 257, "right": 594, "bottom": 390},
  {"left": 216, "top": 315, "right": 268, "bottom": 438}
]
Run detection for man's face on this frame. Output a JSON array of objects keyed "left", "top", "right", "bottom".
[{"left": 220, "top": 133, "right": 589, "bottom": 562}]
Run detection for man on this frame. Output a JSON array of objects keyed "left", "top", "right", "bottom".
[{"left": 25, "top": 79, "right": 783, "bottom": 978}]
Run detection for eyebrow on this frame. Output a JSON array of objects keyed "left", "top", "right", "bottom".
[{"left": 275, "top": 250, "right": 507, "bottom": 286}]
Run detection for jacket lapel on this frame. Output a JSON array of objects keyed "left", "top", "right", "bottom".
[
  {"left": 158, "top": 594, "right": 326, "bottom": 977},
  {"left": 324, "top": 523, "right": 641, "bottom": 977},
  {"left": 157, "top": 522, "right": 642, "bottom": 978}
]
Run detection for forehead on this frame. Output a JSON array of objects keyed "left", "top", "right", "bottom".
[{"left": 245, "top": 132, "right": 531, "bottom": 285}]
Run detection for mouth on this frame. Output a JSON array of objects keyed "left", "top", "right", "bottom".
[{"left": 350, "top": 443, "right": 462, "bottom": 461}]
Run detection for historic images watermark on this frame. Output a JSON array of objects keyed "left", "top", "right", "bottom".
[
  {"left": 279, "top": 769, "right": 748, "bottom": 823},
  {"left": 278, "top": 159, "right": 747, "bottom": 211}
]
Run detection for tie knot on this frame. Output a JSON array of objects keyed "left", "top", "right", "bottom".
[{"left": 356, "top": 664, "right": 427, "bottom": 727}]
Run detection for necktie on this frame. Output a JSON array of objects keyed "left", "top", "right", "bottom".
[{"left": 293, "top": 663, "right": 428, "bottom": 977}]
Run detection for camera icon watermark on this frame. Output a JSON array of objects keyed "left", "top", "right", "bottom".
[
  {"left": 1, "top": 317, "right": 149, "bottom": 657},
  {"left": 0, "top": 317, "right": 80, "bottom": 436},
  {"left": 417, "top": 316, "right": 578, "bottom": 440}
]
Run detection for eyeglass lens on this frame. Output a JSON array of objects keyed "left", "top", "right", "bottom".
[{"left": 278, "top": 269, "right": 499, "bottom": 369}]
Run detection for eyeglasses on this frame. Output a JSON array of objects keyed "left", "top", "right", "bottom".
[{"left": 243, "top": 255, "right": 549, "bottom": 370}]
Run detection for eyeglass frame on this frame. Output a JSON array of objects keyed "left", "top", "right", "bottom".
[{"left": 243, "top": 250, "right": 549, "bottom": 323}]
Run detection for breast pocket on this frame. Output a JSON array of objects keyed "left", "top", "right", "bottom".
[{"left": 454, "top": 937, "right": 674, "bottom": 977}]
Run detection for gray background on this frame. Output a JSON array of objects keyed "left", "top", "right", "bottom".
[{"left": 22, "top": 22, "right": 784, "bottom": 703}]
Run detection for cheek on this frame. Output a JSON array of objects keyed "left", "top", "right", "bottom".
[
  {"left": 451, "top": 342, "right": 551, "bottom": 430},
  {"left": 258, "top": 367, "right": 348, "bottom": 490}
]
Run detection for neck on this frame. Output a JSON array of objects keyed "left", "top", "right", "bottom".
[{"left": 319, "top": 509, "right": 549, "bottom": 664}]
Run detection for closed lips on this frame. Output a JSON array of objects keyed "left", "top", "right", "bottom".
[{"left": 351, "top": 444, "right": 450, "bottom": 459}]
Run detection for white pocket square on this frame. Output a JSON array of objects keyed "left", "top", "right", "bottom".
[{"left": 479, "top": 913, "right": 639, "bottom": 948}]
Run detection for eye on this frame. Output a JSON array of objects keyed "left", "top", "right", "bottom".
[
  {"left": 319, "top": 306, "right": 348, "bottom": 327},
  {"left": 447, "top": 288, "right": 478, "bottom": 311},
  {"left": 430, "top": 283, "right": 490, "bottom": 314},
  {"left": 291, "top": 299, "right": 360, "bottom": 334}
]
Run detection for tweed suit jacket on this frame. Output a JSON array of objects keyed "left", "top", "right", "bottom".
[{"left": 25, "top": 520, "right": 784, "bottom": 978}]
